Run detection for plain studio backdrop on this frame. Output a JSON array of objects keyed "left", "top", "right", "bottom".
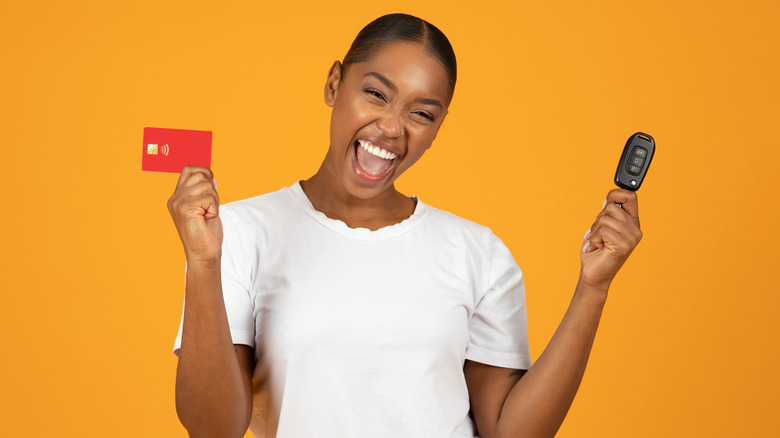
[{"left": 2, "top": 1, "right": 778, "bottom": 436}]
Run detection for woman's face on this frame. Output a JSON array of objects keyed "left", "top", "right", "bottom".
[{"left": 323, "top": 42, "right": 451, "bottom": 200}]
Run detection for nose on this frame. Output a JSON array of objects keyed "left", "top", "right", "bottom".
[{"left": 376, "top": 111, "right": 404, "bottom": 138}]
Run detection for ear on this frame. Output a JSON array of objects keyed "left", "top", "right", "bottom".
[{"left": 324, "top": 61, "right": 342, "bottom": 107}]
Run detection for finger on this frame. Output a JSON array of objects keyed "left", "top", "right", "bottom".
[
  {"left": 591, "top": 214, "right": 626, "bottom": 236},
  {"left": 583, "top": 198, "right": 613, "bottom": 239},
  {"left": 588, "top": 217, "right": 642, "bottom": 252},
  {"left": 597, "top": 197, "right": 631, "bottom": 221},
  {"left": 586, "top": 221, "right": 624, "bottom": 252},
  {"left": 172, "top": 179, "right": 219, "bottom": 203},
  {"left": 585, "top": 226, "right": 616, "bottom": 253},
  {"left": 605, "top": 188, "right": 639, "bottom": 219},
  {"left": 169, "top": 175, "right": 219, "bottom": 221},
  {"left": 592, "top": 224, "right": 639, "bottom": 255},
  {"left": 171, "top": 177, "right": 220, "bottom": 209},
  {"left": 586, "top": 210, "right": 627, "bottom": 246},
  {"left": 590, "top": 205, "right": 628, "bottom": 241},
  {"left": 184, "top": 180, "right": 220, "bottom": 207},
  {"left": 176, "top": 193, "right": 220, "bottom": 220},
  {"left": 177, "top": 166, "right": 214, "bottom": 188},
  {"left": 591, "top": 207, "right": 641, "bottom": 241},
  {"left": 598, "top": 202, "right": 633, "bottom": 224},
  {"left": 180, "top": 172, "right": 215, "bottom": 190},
  {"left": 199, "top": 194, "right": 219, "bottom": 220}
]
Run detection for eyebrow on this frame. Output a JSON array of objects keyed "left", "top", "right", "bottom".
[{"left": 364, "top": 72, "right": 444, "bottom": 109}]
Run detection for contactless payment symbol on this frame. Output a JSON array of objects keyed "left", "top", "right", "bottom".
[
  {"left": 146, "top": 143, "right": 170, "bottom": 156},
  {"left": 142, "top": 127, "right": 212, "bottom": 173}
]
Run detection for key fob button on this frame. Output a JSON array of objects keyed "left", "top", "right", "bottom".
[{"left": 627, "top": 164, "right": 642, "bottom": 175}]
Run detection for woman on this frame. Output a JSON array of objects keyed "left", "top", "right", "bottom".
[{"left": 169, "top": 13, "right": 642, "bottom": 438}]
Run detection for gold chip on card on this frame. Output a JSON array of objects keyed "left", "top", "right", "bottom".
[{"left": 146, "top": 143, "right": 158, "bottom": 155}]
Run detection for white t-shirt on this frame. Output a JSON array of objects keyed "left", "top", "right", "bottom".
[{"left": 174, "top": 182, "right": 532, "bottom": 437}]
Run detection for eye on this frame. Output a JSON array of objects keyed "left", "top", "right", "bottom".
[
  {"left": 364, "top": 88, "right": 387, "bottom": 102},
  {"left": 412, "top": 111, "right": 435, "bottom": 122}
]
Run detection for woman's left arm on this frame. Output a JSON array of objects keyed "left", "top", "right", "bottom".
[{"left": 465, "top": 188, "right": 643, "bottom": 438}]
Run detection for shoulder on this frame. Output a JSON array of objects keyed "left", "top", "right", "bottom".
[
  {"left": 418, "top": 201, "right": 508, "bottom": 255},
  {"left": 220, "top": 185, "right": 297, "bottom": 227},
  {"left": 421, "top": 202, "right": 497, "bottom": 238},
  {"left": 222, "top": 185, "right": 290, "bottom": 213}
]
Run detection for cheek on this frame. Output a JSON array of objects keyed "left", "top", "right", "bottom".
[
  {"left": 407, "top": 126, "right": 438, "bottom": 153},
  {"left": 331, "top": 100, "right": 375, "bottom": 138},
  {"left": 402, "top": 140, "right": 433, "bottom": 168}
]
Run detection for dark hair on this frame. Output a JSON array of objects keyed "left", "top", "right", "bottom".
[{"left": 342, "top": 13, "right": 457, "bottom": 102}]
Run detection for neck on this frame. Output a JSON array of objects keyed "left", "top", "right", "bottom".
[{"left": 301, "top": 165, "right": 415, "bottom": 231}]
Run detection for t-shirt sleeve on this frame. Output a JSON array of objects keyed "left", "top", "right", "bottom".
[
  {"left": 465, "top": 232, "right": 533, "bottom": 370},
  {"left": 173, "top": 207, "right": 257, "bottom": 356}
]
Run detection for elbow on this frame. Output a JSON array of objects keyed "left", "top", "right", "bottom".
[
  {"left": 179, "top": 415, "right": 250, "bottom": 438},
  {"left": 186, "top": 427, "right": 249, "bottom": 438},
  {"left": 176, "top": 395, "right": 252, "bottom": 438}
]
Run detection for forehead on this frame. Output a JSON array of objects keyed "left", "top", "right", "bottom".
[{"left": 345, "top": 42, "right": 451, "bottom": 104}]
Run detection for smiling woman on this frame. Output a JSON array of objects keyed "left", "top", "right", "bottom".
[
  {"left": 167, "top": 12, "right": 643, "bottom": 438},
  {"left": 304, "top": 41, "right": 451, "bottom": 227}
]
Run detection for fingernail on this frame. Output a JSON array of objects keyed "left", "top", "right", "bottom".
[
  {"left": 212, "top": 178, "right": 218, "bottom": 190},
  {"left": 582, "top": 241, "right": 590, "bottom": 252},
  {"left": 584, "top": 228, "right": 591, "bottom": 239},
  {"left": 602, "top": 199, "right": 607, "bottom": 208}
]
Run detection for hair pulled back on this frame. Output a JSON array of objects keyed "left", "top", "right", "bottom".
[{"left": 342, "top": 13, "right": 457, "bottom": 102}]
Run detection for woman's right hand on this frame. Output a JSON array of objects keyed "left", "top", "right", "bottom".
[
  {"left": 170, "top": 167, "right": 253, "bottom": 436},
  {"left": 167, "top": 165, "right": 223, "bottom": 264}
]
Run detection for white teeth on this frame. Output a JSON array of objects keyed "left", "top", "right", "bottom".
[{"left": 358, "top": 139, "right": 398, "bottom": 160}]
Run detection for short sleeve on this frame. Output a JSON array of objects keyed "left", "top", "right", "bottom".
[
  {"left": 173, "top": 207, "right": 257, "bottom": 355},
  {"left": 465, "top": 233, "right": 532, "bottom": 370}
]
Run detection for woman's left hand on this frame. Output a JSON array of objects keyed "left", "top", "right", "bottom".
[{"left": 580, "top": 188, "right": 643, "bottom": 289}]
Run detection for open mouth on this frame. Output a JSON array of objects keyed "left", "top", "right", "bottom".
[{"left": 353, "top": 139, "right": 398, "bottom": 182}]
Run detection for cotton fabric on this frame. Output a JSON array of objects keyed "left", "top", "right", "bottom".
[{"left": 174, "top": 182, "right": 532, "bottom": 437}]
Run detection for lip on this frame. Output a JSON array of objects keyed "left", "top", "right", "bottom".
[{"left": 351, "top": 138, "right": 401, "bottom": 184}]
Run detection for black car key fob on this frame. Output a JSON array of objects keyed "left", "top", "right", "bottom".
[{"left": 614, "top": 132, "right": 655, "bottom": 191}]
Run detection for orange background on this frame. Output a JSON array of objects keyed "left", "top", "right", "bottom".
[{"left": 2, "top": 0, "right": 779, "bottom": 436}]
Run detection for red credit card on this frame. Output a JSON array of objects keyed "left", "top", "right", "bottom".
[{"left": 142, "top": 127, "right": 212, "bottom": 173}]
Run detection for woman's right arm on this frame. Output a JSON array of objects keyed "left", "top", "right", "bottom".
[{"left": 168, "top": 166, "right": 254, "bottom": 438}]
